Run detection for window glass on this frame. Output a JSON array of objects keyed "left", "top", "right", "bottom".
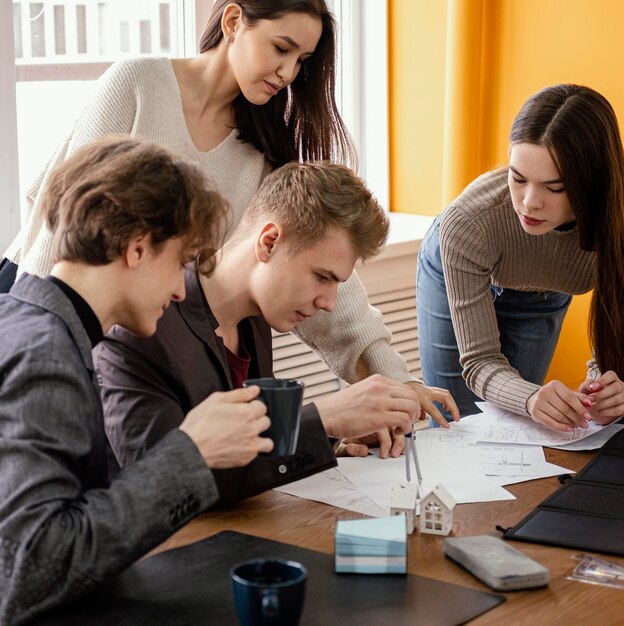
[
  {"left": 10, "top": 1, "right": 387, "bottom": 209},
  {"left": 326, "top": 0, "right": 389, "bottom": 209},
  {"left": 12, "top": 0, "right": 183, "bottom": 197}
]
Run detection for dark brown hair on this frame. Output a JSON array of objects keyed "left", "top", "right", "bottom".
[
  {"left": 199, "top": 0, "right": 355, "bottom": 169},
  {"left": 510, "top": 84, "right": 624, "bottom": 376},
  {"left": 43, "top": 136, "right": 228, "bottom": 274},
  {"left": 240, "top": 161, "right": 388, "bottom": 260}
]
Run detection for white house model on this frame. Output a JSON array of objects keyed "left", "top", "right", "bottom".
[
  {"left": 389, "top": 484, "right": 419, "bottom": 534},
  {"left": 419, "top": 483, "right": 456, "bottom": 536}
]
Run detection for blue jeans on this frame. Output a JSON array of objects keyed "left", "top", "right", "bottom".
[{"left": 416, "top": 218, "right": 572, "bottom": 422}]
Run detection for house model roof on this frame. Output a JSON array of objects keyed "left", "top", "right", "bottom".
[{"left": 422, "top": 483, "right": 456, "bottom": 510}]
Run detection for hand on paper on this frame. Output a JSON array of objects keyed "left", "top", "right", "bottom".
[
  {"left": 335, "top": 428, "right": 405, "bottom": 459},
  {"left": 578, "top": 370, "right": 624, "bottom": 425},
  {"left": 314, "top": 374, "right": 418, "bottom": 452},
  {"left": 331, "top": 381, "right": 460, "bottom": 457},
  {"left": 526, "top": 380, "right": 591, "bottom": 432},
  {"left": 180, "top": 386, "right": 273, "bottom": 467},
  {"left": 403, "top": 380, "right": 460, "bottom": 428},
  {"left": 334, "top": 435, "right": 378, "bottom": 458}
]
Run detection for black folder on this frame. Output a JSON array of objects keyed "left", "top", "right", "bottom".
[
  {"left": 30, "top": 530, "right": 505, "bottom": 626},
  {"left": 502, "top": 428, "right": 624, "bottom": 556}
]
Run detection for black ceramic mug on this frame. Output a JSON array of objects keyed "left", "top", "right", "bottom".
[
  {"left": 242, "top": 378, "right": 304, "bottom": 456},
  {"left": 230, "top": 558, "right": 307, "bottom": 626}
]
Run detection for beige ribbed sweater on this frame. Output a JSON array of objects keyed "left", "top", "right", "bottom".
[
  {"left": 438, "top": 167, "right": 595, "bottom": 416},
  {"left": 5, "top": 57, "right": 413, "bottom": 385}
]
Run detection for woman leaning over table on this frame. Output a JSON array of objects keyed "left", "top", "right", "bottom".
[
  {"left": 1, "top": 0, "right": 457, "bottom": 441},
  {"left": 416, "top": 83, "right": 624, "bottom": 431}
]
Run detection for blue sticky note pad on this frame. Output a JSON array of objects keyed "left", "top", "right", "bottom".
[
  {"left": 335, "top": 515, "right": 406, "bottom": 557},
  {"left": 335, "top": 515, "right": 407, "bottom": 574},
  {"left": 337, "top": 514, "right": 406, "bottom": 542}
]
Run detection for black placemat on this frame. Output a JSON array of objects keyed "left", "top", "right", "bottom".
[
  {"left": 31, "top": 530, "right": 505, "bottom": 626},
  {"left": 504, "top": 508, "right": 624, "bottom": 556},
  {"left": 503, "top": 430, "right": 624, "bottom": 556}
]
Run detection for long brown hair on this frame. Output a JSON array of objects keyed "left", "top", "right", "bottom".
[
  {"left": 510, "top": 84, "right": 624, "bottom": 376},
  {"left": 199, "top": 0, "right": 355, "bottom": 169}
]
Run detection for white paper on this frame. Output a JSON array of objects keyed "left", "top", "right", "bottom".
[
  {"left": 472, "top": 444, "right": 551, "bottom": 476},
  {"left": 477, "top": 403, "right": 610, "bottom": 447},
  {"left": 274, "top": 467, "right": 387, "bottom": 517},
  {"left": 546, "top": 423, "right": 624, "bottom": 450},
  {"left": 337, "top": 452, "right": 515, "bottom": 507},
  {"left": 486, "top": 462, "right": 575, "bottom": 486},
  {"left": 274, "top": 402, "right": 615, "bottom": 515},
  {"left": 417, "top": 415, "right": 551, "bottom": 477}
]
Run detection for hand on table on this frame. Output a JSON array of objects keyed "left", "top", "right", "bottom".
[
  {"left": 334, "top": 434, "right": 378, "bottom": 458},
  {"left": 578, "top": 370, "right": 624, "bottom": 425},
  {"left": 527, "top": 380, "right": 591, "bottom": 432},
  {"left": 180, "top": 386, "right": 273, "bottom": 468},
  {"left": 335, "top": 428, "right": 410, "bottom": 458}
]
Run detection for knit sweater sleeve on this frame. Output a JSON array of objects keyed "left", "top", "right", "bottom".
[
  {"left": 9, "top": 60, "right": 142, "bottom": 278},
  {"left": 291, "top": 270, "right": 414, "bottom": 384},
  {"left": 439, "top": 204, "right": 540, "bottom": 416}
]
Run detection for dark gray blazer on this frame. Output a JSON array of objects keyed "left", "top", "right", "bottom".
[
  {"left": 95, "top": 268, "right": 336, "bottom": 505},
  {"left": 0, "top": 275, "right": 216, "bottom": 625}
]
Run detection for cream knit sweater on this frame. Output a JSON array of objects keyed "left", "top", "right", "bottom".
[
  {"left": 438, "top": 167, "right": 595, "bottom": 416},
  {"left": 5, "top": 57, "right": 413, "bottom": 386}
]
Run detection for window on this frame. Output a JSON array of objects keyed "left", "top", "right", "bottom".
[
  {"left": 13, "top": 0, "right": 187, "bottom": 204},
  {"left": 331, "top": 0, "right": 389, "bottom": 210},
  {"left": 1, "top": 0, "right": 389, "bottom": 254},
  {"left": 1, "top": 0, "right": 201, "bottom": 254},
  {"left": 1, "top": 0, "right": 21, "bottom": 254}
]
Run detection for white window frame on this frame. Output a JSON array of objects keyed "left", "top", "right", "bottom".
[
  {"left": 0, "top": 0, "right": 390, "bottom": 255},
  {"left": 1, "top": 0, "right": 21, "bottom": 255},
  {"left": 333, "top": 0, "right": 389, "bottom": 211},
  {"left": 0, "top": 0, "right": 196, "bottom": 256}
]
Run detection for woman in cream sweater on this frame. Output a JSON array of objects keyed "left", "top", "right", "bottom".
[{"left": 3, "top": 0, "right": 457, "bottom": 445}]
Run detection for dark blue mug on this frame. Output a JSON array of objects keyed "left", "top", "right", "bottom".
[
  {"left": 230, "top": 558, "right": 307, "bottom": 626},
  {"left": 242, "top": 378, "right": 304, "bottom": 456}
]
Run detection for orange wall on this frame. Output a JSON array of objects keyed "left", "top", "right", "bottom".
[
  {"left": 389, "top": 0, "right": 624, "bottom": 385},
  {"left": 388, "top": 0, "right": 447, "bottom": 216}
]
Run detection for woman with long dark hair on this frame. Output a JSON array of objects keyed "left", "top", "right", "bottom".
[
  {"left": 4, "top": 1, "right": 351, "bottom": 279},
  {"left": 417, "top": 84, "right": 624, "bottom": 431}
]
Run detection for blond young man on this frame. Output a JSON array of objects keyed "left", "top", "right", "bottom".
[{"left": 96, "top": 162, "right": 440, "bottom": 501}]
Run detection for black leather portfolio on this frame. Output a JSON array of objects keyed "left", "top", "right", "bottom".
[
  {"left": 31, "top": 530, "right": 505, "bottom": 626},
  {"left": 502, "top": 428, "right": 624, "bottom": 556}
]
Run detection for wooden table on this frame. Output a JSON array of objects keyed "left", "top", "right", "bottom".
[{"left": 154, "top": 448, "right": 624, "bottom": 625}]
